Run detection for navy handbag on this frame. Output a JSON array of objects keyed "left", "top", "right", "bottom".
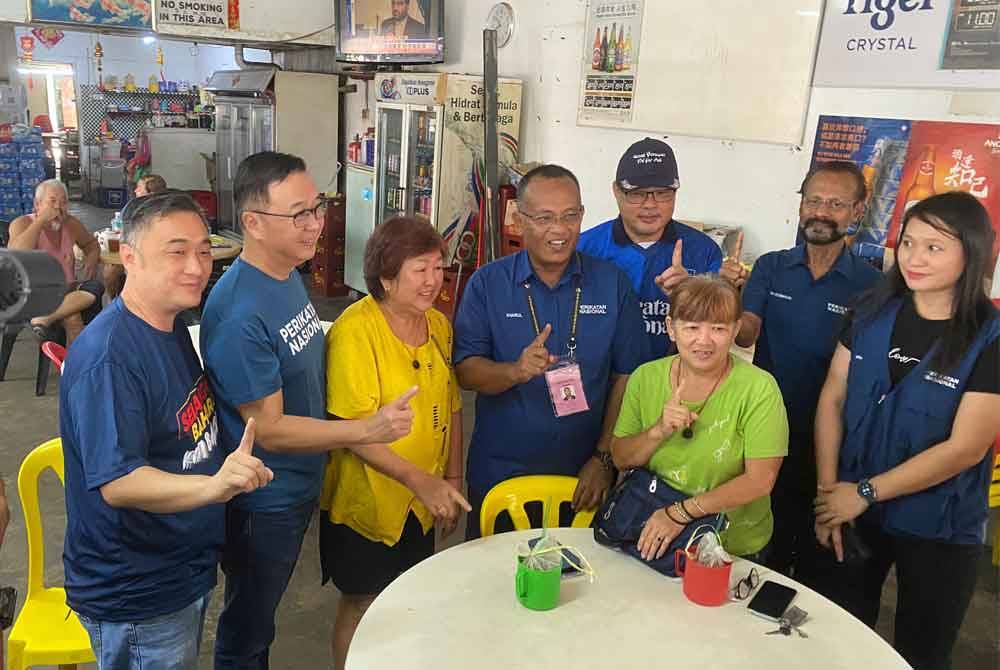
[{"left": 594, "top": 468, "right": 726, "bottom": 577}]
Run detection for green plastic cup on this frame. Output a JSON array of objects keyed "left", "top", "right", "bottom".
[{"left": 515, "top": 555, "right": 561, "bottom": 611}]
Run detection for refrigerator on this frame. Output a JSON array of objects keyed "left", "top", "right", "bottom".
[
  {"left": 345, "top": 163, "right": 375, "bottom": 293},
  {"left": 373, "top": 73, "right": 523, "bottom": 260},
  {"left": 206, "top": 68, "right": 339, "bottom": 237}
]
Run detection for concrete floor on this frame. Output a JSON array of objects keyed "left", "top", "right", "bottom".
[{"left": 0, "top": 202, "right": 997, "bottom": 668}]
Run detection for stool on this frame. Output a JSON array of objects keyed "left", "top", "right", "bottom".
[{"left": 0, "top": 322, "right": 65, "bottom": 396}]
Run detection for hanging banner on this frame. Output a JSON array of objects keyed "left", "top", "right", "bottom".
[
  {"left": 578, "top": 0, "right": 643, "bottom": 123},
  {"left": 29, "top": 0, "right": 152, "bottom": 30},
  {"left": 814, "top": 0, "right": 1000, "bottom": 88},
  {"left": 157, "top": 0, "right": 235, "bottom": 29}
]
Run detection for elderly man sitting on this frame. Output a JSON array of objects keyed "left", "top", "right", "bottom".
[{"left": 8, "top": 179, "right": 102, "bottom": 345}]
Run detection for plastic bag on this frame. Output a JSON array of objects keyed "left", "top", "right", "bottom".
[
  {"left": 516, "top": 530, "right": 597, "bottom": 581},
  {"left": 694, "top": 529, "right": 733, "bottom": 568}
]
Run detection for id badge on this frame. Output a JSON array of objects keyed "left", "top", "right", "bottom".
[{"left": 545, "top": 358, "right": 589, "bottom": 417}]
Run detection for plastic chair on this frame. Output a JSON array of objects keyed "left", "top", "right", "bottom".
[
  {"left": 989, "top": 451, "right": 1000, "bottom": 566},
  {"left": 40, "top": 341, "right": 67, "bottom": 374},
  {"left": 480, "top": 475, "right": 596, "bottom": 537},
  {"left": 8, "top": 438, "right": 95, "bottom": 670}
]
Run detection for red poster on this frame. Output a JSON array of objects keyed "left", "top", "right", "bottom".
[{"left": 888, "top": 122, "right": 1000, "bottom": 276}]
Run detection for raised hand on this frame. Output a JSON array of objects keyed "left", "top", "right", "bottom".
[
  {"left": 513, "top": 323, "right": 557, "bottom": 384},
  {"left": 366, "top": 386, "right": 418, "bottom": 444},
  {"left": 654, "top": 239, "right": 689, "bottom": 297},
  {"left": 720, "top": 231, "right": 749, "bottom": 288},
  {"left": 649, "top": 379, "right": 698, "bottom": 442},
  {"left": 211, "top": 418, "right": 274, "bottom": 503}
]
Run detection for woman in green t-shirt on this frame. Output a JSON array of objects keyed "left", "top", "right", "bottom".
[{"left": 611, "top": 275, "right": 789, "bottom": 560}]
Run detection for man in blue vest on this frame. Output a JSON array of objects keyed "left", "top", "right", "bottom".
[
  {"left": 726, "top": 161, "right": 881, "bottom": 576},
  {"left": 454, "top": 164, "right": 646, "bottom": 538},
  {"left": 577, "top": 138, "right": 723, "bottom": 360}
]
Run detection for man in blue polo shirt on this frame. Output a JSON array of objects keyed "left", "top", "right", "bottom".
[
  {"left": 578, "top": 138, "right": 723, "bottom": 360},
  {"left": 60, "top": 193, "right": 273, "bottom": 668},
  {"left": 726, "top": 160, "right": 881, "bottom": 576},
  {"left": 455, "top": 164, "right": 646, "bottom": 538}
]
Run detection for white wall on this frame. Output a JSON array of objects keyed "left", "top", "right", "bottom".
[{"left": 345, "top": 0, "right": 1000, "bottom": 260}]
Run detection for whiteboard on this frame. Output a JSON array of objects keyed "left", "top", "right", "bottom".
[{"left": 577, "top": 1, "right": 825, "bottom": 146}]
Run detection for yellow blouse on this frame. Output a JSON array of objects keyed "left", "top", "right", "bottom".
[{"left": 319, "top": 295, "right": 461, "bottom": 545}]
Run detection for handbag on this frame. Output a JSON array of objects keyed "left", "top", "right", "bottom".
[{"left": 594, "top": 468, "right": 726, "bottom": 577}]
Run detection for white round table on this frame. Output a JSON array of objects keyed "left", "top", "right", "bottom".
[{"left": 347, "top": 528, "right": 910, "bottom": 670}]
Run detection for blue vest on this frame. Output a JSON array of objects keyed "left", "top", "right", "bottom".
[{"left": 841, "top": 299, "right": 1000, "bottom": 543}]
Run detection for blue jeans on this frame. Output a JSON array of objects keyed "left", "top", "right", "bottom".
[
  {"left": 214, "top": 498, "right": 315, "bottom": 670},
  {"left": 79, "top": 592, "right": 211, "bottom": 670}
]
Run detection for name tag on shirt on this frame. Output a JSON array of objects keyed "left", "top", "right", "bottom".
[{"left": 545, "top": 360, "right": 589, "bottom": 417}]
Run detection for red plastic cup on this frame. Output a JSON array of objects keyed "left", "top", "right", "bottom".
[{"left": 674, "top": 548, "right": 732, "bottom": 607}]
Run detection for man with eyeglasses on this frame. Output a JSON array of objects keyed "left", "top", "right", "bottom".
[
  {"left": 454, "top": 164, "right": 646, "bottom": 538},
  {"left": 200, "top": 152, "right": 419, "bottom": 668},
  {"left": 578, "top": 138, "right": 723, "bottom": 359},
  {"left": 726, "top": 161, "right": 880, "bottom": 577}
]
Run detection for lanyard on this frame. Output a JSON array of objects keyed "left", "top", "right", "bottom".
[{"left": 523, "top": 256, "right": 582, "bottom": 359}]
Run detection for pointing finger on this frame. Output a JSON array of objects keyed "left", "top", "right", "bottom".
[
  {"left": 672, "top": 239, "right": 684, "bottom": 268},
  {"left": 532, "top": 323, "right": 553, "bottom": 347},
  {"left": 732, "top": 231, "right": 744, "bottom": 261},
  {"left": 237, "top": 417, "right": 256, "bottom": 454},
  {"left": 393, "top": 386, "right": 419, "bottom": 406}
]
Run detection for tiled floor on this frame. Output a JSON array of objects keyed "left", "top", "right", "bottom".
[{"left": 0, "top": 205, "right": 996, "bottom": 667}]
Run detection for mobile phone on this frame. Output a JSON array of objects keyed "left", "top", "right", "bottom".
[
  {"left": 527, "top": 536, "right": 583, "bottom": 574},
  {"left": 746, "top": 580, "right": 797, "bottom": 622}
]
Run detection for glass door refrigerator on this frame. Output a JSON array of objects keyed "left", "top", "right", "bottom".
[{"left": 374, "top": 103, "right": 444, "bottom": 228}]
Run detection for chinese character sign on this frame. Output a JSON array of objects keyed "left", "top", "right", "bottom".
[{"left": 578, "top": 0, "right": 644, "bottom": 123}]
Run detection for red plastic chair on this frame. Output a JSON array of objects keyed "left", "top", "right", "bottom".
[{"left": 40, "top": 342, "right": 66, "bottom": 375}]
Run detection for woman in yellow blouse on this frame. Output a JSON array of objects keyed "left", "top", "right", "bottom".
[{"left": 321, "top": 216, "right": 471, "bottom": 669}]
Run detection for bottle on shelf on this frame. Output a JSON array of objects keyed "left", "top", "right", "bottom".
[
  {"left": 606, "top": 23, "right": 617, "bottom": 72},
  {"left": 600, "top": 27, "right": 608, "bottom": 72},
  {"left": 592, "top": 27, "right": 602, "bottom": 71}
]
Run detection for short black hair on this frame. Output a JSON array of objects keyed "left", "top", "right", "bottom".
[
  {"left": 234, "top": 152, "right": 307, "bottom": 226},
  {"left": 122, "top": 192, "right": 207, "bottom": 247},
  {"left": 799, "top": 160, "right": 867, "bottom": 202},
  {"left": 517, "top": 164, "right": 581, "bottom": 204}
]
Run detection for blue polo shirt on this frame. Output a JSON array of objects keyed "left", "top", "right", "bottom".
[
  {"left": 578, "top": 217, "right": 723, "bottom": 360},
  {"left": 742, "top": 244, "right": 880, "bottom": 435},
  {"left": 454, "top": 251, "right": 646, "bottom": 503}
]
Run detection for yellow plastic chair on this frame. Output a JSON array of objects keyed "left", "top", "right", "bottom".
[
  {"left": 480, "top": 475, "right": 596, "bottom": 537},
  {"left": 989, "top": 451, "right": 1000, "bottom": 566},
  {"left": 8, "top": 438, "right": 95, "bottom": 670}
]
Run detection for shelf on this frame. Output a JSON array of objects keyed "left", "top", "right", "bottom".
[
  {"left": 106, "top": 110, "right": 152, "bottom": 115},
  {"left": 95, "top": 88, "right": 199, "bottom": 97}
]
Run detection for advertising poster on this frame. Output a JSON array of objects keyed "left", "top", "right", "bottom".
[
  {"left": 809, "top": 115, "right": 912, "bottom": 267},
  {"left": 578, "top": 0, "right": 643, "bottom": 123},
  {"left": 941, "top": 0, "right": 1000, "bottom": 69},
  {"left": 887, "top": 121, "right": 1000, "bottom": 277},
  {"left": 29, "top": 0, "right": 152, "bottom": 29}
]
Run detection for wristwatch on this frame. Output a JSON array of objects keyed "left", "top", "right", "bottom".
[
  {"left": 592, "top": 450, "right": 615, "bottom": 472},
  {"left": 857, "top": 479, "right": 878, "bottom": 505}
]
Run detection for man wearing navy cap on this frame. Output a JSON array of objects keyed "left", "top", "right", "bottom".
[
  {"left": 726, "top": 161, "right": 881, "bottom": 576},
  {"left": 578, "top": 138, "right": 723, "bottom": 360}
]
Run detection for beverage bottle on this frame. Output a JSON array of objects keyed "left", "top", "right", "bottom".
[
  {"left": 606, "top": 23, "right": 617, "bottom": 72},
  {"left": 861, "top": 138, "right": 885, "bottom": 204},
  {"left": 592, "top": 28, "right": 602, "bottom": 71},
  {"left": 615, "top": 27, "right": 624, "bottom": 71},
  {"left": 625, "top": 28, "right": 633, "bottom": 70},
  {"left": 904, "top": 145, "right": 936, "bottom": 211},
  {"left": 601, "top": 27, "right": 608, "bottom": 72}
]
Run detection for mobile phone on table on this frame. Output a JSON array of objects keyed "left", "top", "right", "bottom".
[
  {"left": 746, "top": 580, "right": 797, "bottom": 622},
  {"left": 527, "top": 536, "right": 583, "bottom": 574}
]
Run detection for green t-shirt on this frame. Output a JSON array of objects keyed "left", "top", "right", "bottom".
[{"left": 613, "top": 354, "right": 789, "bottom": 556}]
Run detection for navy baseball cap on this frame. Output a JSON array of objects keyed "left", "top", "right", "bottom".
[{"left": 616, "top": 138, "right": 680, "bottom": 190}]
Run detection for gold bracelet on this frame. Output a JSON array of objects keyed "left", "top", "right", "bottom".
[{"left": 672, "top": 501, "right": 693, "bottom": 523}]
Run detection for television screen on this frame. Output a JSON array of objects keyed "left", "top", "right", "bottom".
[{"left": 336, "top": 0, "right": 445, "bottom": 64}]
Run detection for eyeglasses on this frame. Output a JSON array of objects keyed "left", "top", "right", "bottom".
[
  {"left": 802, "top": 197, "right": 854, "bottom": 213},
  {"left": 732, "top": 567, "right": 760, "bottom": 601},
  {"left": 246, "top": 198, "right": 329, "bottom": 228},
  {"left": 622, "top": 189, "right": 676, "bottom": 205},
  {"left": 518, "top": 208, "right": 585, "bottom": 228}
]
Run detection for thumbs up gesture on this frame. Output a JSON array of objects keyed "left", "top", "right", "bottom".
[
  {"left": 720, "top": 231, "right": 749, "bottom": 289},
  {"left": 513, "top": 323, "right": 557, "bottom": 384},
  {"left": 654, "top": 239, "right": 690, "bottom": 297},
  {"left": 212, "top": 417, "right": 275, "bottom": 503},
  {"left": 366, "top": 386, "right": 419, "bottom": 444},
  {"left": 649, "top": 379, "right": 698, "bottom": 442}
]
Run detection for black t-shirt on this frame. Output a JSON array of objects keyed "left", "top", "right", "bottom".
[{"left": 839, "top": 295, "right": 1000, "bottom": 392}]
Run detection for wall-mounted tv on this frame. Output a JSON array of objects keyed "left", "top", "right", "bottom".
[{"left": 336, "top": 0, "right": 445, "bottom": 65}]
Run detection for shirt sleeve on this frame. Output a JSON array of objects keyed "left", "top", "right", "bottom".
[
  {"left": 611, "top": 270, "right": 648, "bottom": 374},
  {"left": 69, "top": 362, "right": 151, "bottom": 490},
  {"left": 204, "top": 317, "right": 281, "bottom": 407},
  {"left": 741, "top": 373, "right": 790, "bottom": 459},
  {"left": 613, "top": 366, "right": 647, "bottom": 438},
  {"left": 837, "top": 311, "right": 856, "bottom": 350},
  {"left": 325, "top": 319, "right": 381, "bottom": 420},
  {"left": 453, "top": 269, "right": 493, "bottom": 365},
  {"left": 740, "top": 253, "right": 771, "bottom": 318}
]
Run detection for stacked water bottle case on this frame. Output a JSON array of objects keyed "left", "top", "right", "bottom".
[{"left": 0, "top": 128, "right": 46, "bottom": 223}]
